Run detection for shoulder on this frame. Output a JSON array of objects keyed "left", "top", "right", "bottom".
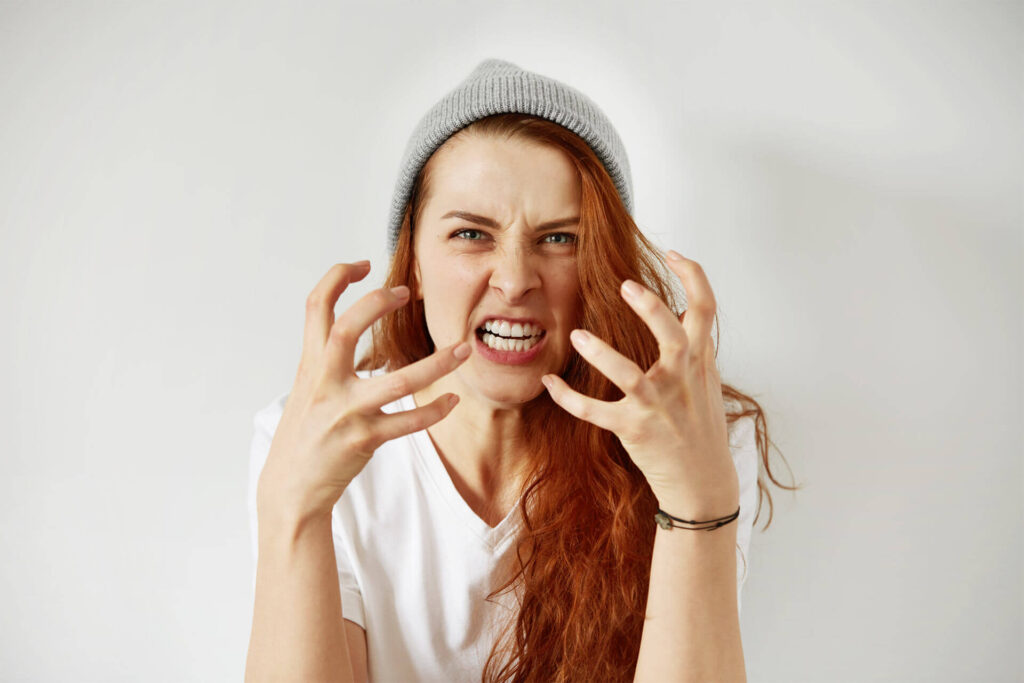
[
  {"left": 724, "top": 398, "right": 754, "bottom": 438},
  {"left": 726, "top": 411, "right": 756, "bottom": 449},
  {"left": 724, "top": 402, "right": 758, "bottom": 474}
]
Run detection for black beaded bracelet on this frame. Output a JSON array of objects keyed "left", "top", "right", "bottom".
[{"left": 654, "top": 505, "right": 740, "bottom": 531}]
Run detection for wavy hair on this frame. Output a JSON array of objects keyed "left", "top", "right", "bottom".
[{"left": 356, "top": 113, "right": 799, "bottom": 682}]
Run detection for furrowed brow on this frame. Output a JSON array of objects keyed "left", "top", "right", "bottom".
[{"left": 441, "top": 210, "right": 579, "bottom": 232}]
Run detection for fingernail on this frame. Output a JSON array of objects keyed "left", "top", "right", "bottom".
[
  {"left": 666, "top": 250, "right": 683, "bottom": 261},
  {"left": 621, "top": 280, "right": 643, "bottom": 298},
  {"left": 390, "top": 285, "right": 410, "bottom": 300},
  {"left": 541, "top": 375, "right": 553, "bottom": 389},
  {"left": 354, "top": 260, "right": 371, "bottom": 268},
  {"left": 447, "top": 393, "right": 460, "bottom": 409},
  {"left": 453, "top": 342, "right": 471, "bottom": 360},
  {"left": 570, "top": 329, "right": 590, "bottom": 346}
]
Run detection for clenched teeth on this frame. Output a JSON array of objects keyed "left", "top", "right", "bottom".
[
  {"left": 481, "top": 332, "right": 542, "bottom": 352},
  {"left": 481, "top": 319, "right": 544, "bottom": 338}
]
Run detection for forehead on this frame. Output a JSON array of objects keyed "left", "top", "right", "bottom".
[{"left": 421, "top": 135, "right": 581, "bottom": 223}]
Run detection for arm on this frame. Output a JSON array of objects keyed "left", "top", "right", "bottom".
[
  {"left": 633, "top": 500, "right": 746, "bottom": 683},
  {"left": 537, "top": 253, "right": 753, "bottom": 681},
  {"left": 245, "top": 497, "right": 356, "bottom": 683},
  {"left": 244, "top": 261, "right": 468, "bottom": 681}
]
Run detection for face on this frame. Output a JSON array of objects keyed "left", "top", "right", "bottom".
[{"left": 412, "top": 133, "right": 582, "bottom": 407}]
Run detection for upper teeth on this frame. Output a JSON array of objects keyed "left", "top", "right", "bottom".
[{"left": 482, "top": 320, "right": 543, "bottom": 338}]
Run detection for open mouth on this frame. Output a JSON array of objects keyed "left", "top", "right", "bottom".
[{"left": 475, "top": 319, "right": 546, "bottom": 353}]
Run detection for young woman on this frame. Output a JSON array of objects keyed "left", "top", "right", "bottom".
[{"left": 246, "top": 59, "right": 794, "bottom": 682}]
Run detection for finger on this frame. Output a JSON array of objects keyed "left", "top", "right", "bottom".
[
  {"left": 358, "top": 341, "right": 472, "bottom": 409},
  {"left": 620, "top": 278, "right": 690, "bottom": 359},
  {"left": 541, "top": 373, "right": 621, "bottom": 432},
  {"left": 664, "top": 251, "right": 716, "bottom": 347},
  {"left": 323, "top": 284, "right": 411, "bottom": 379},
  {"left": 367, "top": 392, "right": 460, "bottom": 445},
  {"left": 302, "top": 261, "right": 371, "bottom": 364},
  {"left": 568, "top": 329, "right": 656, "bottom": 404}
]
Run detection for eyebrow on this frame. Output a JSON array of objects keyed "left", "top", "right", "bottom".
[{"left": 440, "top": 210, "right": 580, "bottom": 231}]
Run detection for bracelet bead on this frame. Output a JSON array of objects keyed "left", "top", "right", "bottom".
[{"left": 654, "top": 505, "right": 740, "bottom": 531}]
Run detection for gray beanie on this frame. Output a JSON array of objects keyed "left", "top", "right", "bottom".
[{"left": 385, "top": 58, "right": 635, "bottom": 255}]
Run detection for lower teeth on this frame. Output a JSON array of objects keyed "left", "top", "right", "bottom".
[{"left": 481, "top": 331, "right": 541, "bottom": 352}]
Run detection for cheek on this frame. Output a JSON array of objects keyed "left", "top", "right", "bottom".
[
  {"left": 544, "top": 269, "right": 582, "bottom": 319},
  {"left": 421, "top": 257, "right": 477, "bottom": 292},
  {"left": 420, "top": 261, "right": 486, "bottom": 328}
]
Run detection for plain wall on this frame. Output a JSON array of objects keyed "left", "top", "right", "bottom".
[{"left": 0, "top": 1, "right": 1020, "bottom": 681}]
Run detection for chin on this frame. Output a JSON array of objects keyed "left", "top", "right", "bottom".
[{"left": 473, "top": 377, "right": 547, "bottom": 407}]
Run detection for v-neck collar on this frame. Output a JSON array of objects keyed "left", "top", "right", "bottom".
[{"left": 399, "top": 392, "right": 523, "bottom": 551}]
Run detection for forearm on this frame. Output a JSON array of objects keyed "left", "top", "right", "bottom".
[
  {"left": 633, "top": 501, "right": 746, "bottom": 683},
  {"left": 245, "top": 500, "right": 354, "bottom": 683}
]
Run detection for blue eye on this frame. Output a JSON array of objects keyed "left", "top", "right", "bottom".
[
  {"left": 450, "top": 229, "right": 576, "bottom": 245},
  {"left": 543, "top": 232, "right": 577, "bottom": 245},
  {"left": 452, "top": 228, "right": 487, "bottom": 240}
]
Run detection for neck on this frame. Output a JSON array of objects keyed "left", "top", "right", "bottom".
[{"left": 413, "top": 377, "right": 533, "bottom": 526}]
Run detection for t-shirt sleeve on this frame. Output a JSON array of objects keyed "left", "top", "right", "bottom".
[
  {"left": 247, "top": 400, "right": 280, "bottom": 593},
  {"left": 331, "top": 513, "right": 367, "bottom": 630},
  {"left": 728, "top": 412, "right": 760, "bottom": 617},
  {"left": 247, "top": 392, "right": 367, "bottom": 629}
]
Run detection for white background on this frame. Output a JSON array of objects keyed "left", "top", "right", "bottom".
[{"left": 1, "top": 1, "right": 1020, "bottom": 681}]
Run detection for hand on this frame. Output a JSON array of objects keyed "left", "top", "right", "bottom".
[
  {"left": 541, "top": 251, "right": 738, "bottom": 519},
  {"left": 257, "top": 260, "right": 471, "bottom": 523}
]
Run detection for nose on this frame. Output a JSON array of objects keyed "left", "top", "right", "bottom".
[{"left": 488, "top": 243, "right": 542, "bottom": 303}]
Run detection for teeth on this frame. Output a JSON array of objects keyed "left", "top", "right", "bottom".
[
  {"left": 482, "top": 332, "right": 541, "bottom": 353},
  {"left": 480, "top": 319, "right": 545, "bottom": 339}
]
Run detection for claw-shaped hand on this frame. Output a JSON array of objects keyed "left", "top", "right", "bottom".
[{"left": 541, "top": 250, "right": 739, "bottom": 519}]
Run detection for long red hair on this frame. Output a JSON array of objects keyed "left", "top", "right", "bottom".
[{"left": 356, "top": 113, "right": 798, "bottom": 682}]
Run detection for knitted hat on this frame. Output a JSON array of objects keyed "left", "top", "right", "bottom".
[{"left": 385, "top": 58, "right": 635, "bottom": 255}]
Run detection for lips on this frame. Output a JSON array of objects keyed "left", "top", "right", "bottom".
[{"left": 473, "top": 324, "right": 548, "bottom": 365}]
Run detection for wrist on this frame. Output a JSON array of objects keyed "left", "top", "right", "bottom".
[
  {"left": 256, "top": 472, "right": 341, "bottom": 532},
  {"left": 256, "top": 496, "right": 334, "bottom": 547},
  {"left": 652, "top": 488, "right": 739, "bottom": 523}
]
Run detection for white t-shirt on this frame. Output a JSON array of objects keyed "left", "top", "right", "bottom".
[{"left": 248, "top": 369, "right": 760, "bottom": 681}]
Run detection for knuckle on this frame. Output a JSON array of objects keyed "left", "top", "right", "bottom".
[
  {"left": 330, "top": 320, "right": 359, "bottom": 347},
  {"left": 681, "top": 259, "right": 703, "bottom": 276},
  {"left": 687, "top": 346, "right": 709, "bottom": 367},
  {"left": 305, "top": 290, "right": 325, "bottom": 312},
  {"left": 619, "top": 421, "right": 641, "bottom": 444},
  {"left": 623, "top": 372, "right": 649, "bottom": 395},
  {"left": 370, "top": 289, "right": 393, "bottom": 308},
  {"left": 665, "top": 339, "right": 689, "bottom": 359},
  {"left": 638, "top": 295, "right": 660, "bottom": 314},
  {"left": 693, "top": 299, "right": 716, "bottom": 315},
  {"left": 343, "top": 416, "right": 376, "bottom": 453}
]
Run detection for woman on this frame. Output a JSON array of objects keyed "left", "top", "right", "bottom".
[{"left": 246, "top": 59, "right": 794, "bottom": 682}]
